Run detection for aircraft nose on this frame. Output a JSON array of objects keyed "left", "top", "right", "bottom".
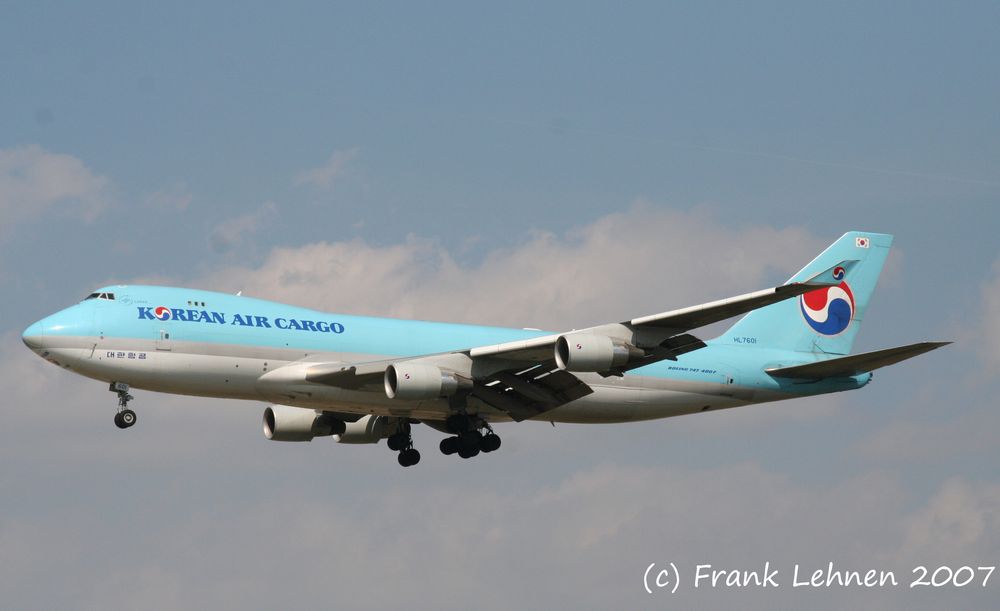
[{"left": 22, "top": 318, "right": 47, "bottom": 350}]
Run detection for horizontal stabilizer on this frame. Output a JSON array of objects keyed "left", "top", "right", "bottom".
[{"left": 766, "top": 341, "right": 950, "bottom": 379}]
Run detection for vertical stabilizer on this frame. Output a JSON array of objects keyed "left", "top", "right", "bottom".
[{"left": 720, "top": 231, "right": 892, "bottom": 355}]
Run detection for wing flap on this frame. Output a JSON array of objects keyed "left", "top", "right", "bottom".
[
  {"left": 604, "top": 333, "right": 707, "bottom": 376},
  {"left": 766, "top": 341, "right": 950, "bottom": 379},
  {"left": 472, "top": 366, "right": 593, "bottom": 421}
]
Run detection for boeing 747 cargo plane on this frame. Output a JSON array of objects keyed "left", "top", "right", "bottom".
[{"left": 22, "top": 232, "right": 947, "bottom": 467}]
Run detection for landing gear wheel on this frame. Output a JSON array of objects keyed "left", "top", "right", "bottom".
[
  {"left": 387, "top": 433, "right": 406, "bottom": 451},
  {"left": 110, "top": 382, "right": 137, "bottom": 430},
  {"left": 114, "top": 409, "right": 137, "bottom": 429},
  {"left": 439, "top": 436, "right": 460, "bottom": 455},
  {"left": 398, "top": 448, "right": 421, "bottom": 467},
  {"left": 457, "top": 445, "right": 480, "bottom": 459},
  {"left": 459, "top": 430, "right": 482, "bottom": 451},
  {"left": 480, "top": 433, "right": 501, "bottom": 453},
  {"left": 119, "top": 409, "right": 137, "bottom": 428}
]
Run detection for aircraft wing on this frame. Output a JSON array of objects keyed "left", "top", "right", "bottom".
[
  {"left": 467, "top": 259, "right": 857, "bottom": 363},
  {"left": 296, "top": 357, "right": 595, "bottom": 422},
  {"left": 624, "top": 261, "right": 856, "bottom": 332},
  {"left": 305, "top": 361, "right": 387, "bottom": 389},
  {"left": 266, "top": 260, "right": 855, "bottom": 421}
]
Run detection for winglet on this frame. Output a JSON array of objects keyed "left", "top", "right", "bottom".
[{"left": 801, "top": 259, "right": 858, "bottom": 287}]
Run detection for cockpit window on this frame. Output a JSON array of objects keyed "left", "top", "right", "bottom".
[{"left": 83, "top": 292, "right": 116, "bottom": 301}]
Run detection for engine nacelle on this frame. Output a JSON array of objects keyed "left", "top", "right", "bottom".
[
  {"left": 384, "top": 362, "right": 470, "bottom": 401},
  {"left": 554, "top": 333, "right": 640, "bottom": 372},
  {"left": 334, "top": 415, "right": 390, "bottom": 444},
  {"left": 262, "top": 405, "right": 347, "bottom": 442}
]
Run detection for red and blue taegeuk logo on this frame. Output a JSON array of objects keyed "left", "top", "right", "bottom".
[
  {"left": 153, "top": 306, "right": 173, "bottom": 321},
  {"left": 800, "top": 266, "right": 854, "bottom": 335}
]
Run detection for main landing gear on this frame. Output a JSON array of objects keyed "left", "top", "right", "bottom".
[
  {"left": 110, "top": 382, "right": 137, "bottom": 429},
  {"left": 387, "top": 420, "right": 421, "bottom": 467},
  {"left": 439, "top": 413, "right": 501, "bottom": 459}
]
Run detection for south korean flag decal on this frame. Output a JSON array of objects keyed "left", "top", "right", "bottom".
[{"left": 855, "top": 236, "right": 870, "bottom": 248}]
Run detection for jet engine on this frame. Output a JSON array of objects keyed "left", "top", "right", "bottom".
[
  {"left": 334, "top": 415, "right": 390, "bottom": 444},
  {"left": 384, "top": 362, "right": 471, "bottom": 400},
  {"left": 554, "top": 333, "right": 641, "bottom": 372},
  {"left": 262, "top": 405, "right": 346, "bottom": 442}
]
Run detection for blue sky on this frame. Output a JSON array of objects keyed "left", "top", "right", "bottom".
[{"left": 2, "top": 2, "right": 999, "bottom": 609}]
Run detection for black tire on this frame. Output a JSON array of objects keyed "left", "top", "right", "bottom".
[
  {"left": 387, "top": 434, "right": 405, "bottom": 451},
  {"left": 114, "top": 413, "right": 127, "bottom": 429},
  {"left": 439, "top": 437, "right": 459, "bottom": 455},
  {"left": 457, "top": 445, "right": 480, "bottom": 459},
  {"left": 398, "top": 448, "right": 421, "bottom": 467},
  {"left": 120, "top": 409, "right": 137, "bottom": 428},
  {"left": 459, "top": 430, "right": 482, "bottom": 452},
  {"left": 481, "top": 433, "right": 501, "bottom": 453}
]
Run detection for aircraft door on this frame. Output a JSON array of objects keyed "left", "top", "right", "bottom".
[
  {"left": 156, "top": 326, "right": 173, "bottom": 351},
  {"left": 716, "top": 365, "right": 738, "bottom": 397}
]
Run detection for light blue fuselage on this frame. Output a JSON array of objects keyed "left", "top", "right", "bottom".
[{"left": 22, "top": 285, "right": 869, "bottom": 424}]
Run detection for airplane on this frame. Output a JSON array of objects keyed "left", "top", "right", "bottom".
[{"left": 21, "top": 231, "right": 948, "bottom": 467}]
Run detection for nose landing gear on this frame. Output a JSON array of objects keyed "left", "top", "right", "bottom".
[{"left": 110, "top": 382, "right": 137, "bottom": 429}]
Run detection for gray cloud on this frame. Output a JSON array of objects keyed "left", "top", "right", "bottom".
[
  {"left": 2, "top": 434, "right": 996, "bottom": 611},
  {"left": 850, "top": 258, "right": 1000, "bottom": 466}
]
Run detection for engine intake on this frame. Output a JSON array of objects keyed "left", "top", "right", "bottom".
[
  {"left": 384, "top": 363, "right": 470, "bottom": 400},
  {"left": 555, "top": 333, "right": 641, "bottom": 372},
  {"left": 262, "top": 405, "right": 346, "bottom": 442}
]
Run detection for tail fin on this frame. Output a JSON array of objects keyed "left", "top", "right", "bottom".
[{"left": 721, "top": 231, "right": 892, "bottom": 355}]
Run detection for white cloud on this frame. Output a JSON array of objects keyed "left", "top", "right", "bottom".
[
  {"left": 200, "top": 203, "right": 820, "bottom": 329},
  {"left": 143, "top": 182, "right": 192, "bottom": 211},
  {"left": 208, "top": 201, "right": 278, "bottom": 253},
  {"left": 0, "top": 144, "right": 109, "bottom": 228},
  {"left": 293, "top": 148, "right": 358, "bottom": 189},
  {"left": 897, "top": 478, "right": 1000, "bottom": 564}
]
